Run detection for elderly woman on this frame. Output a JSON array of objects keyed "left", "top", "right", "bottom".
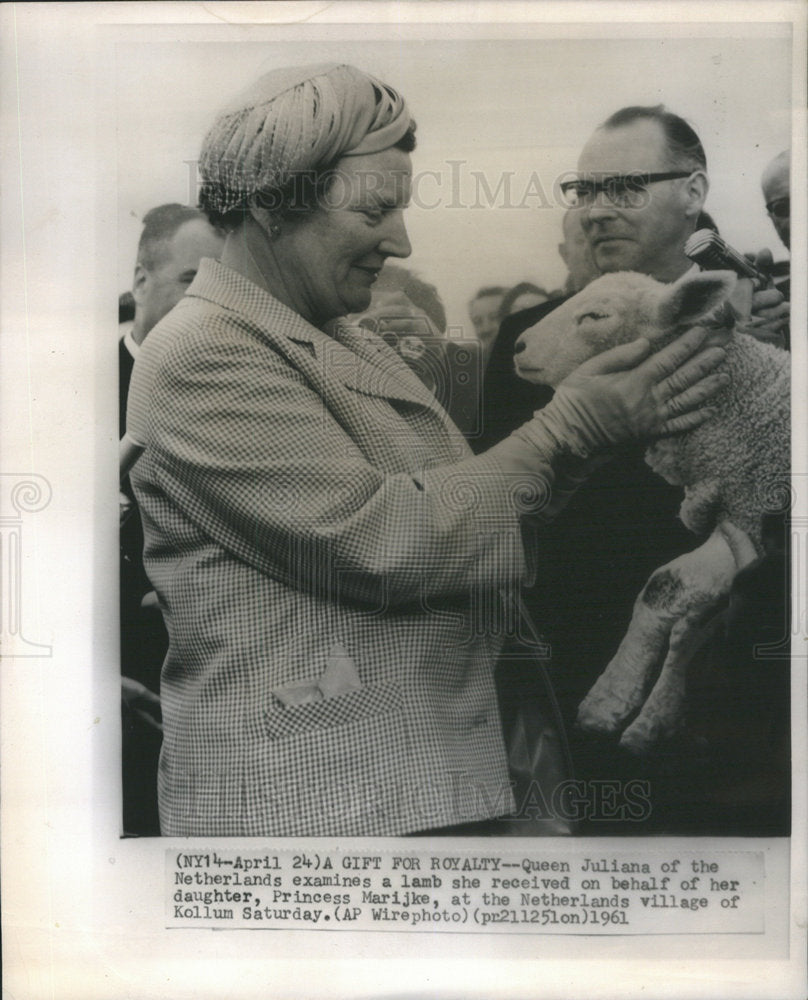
[{"left": 127, "top": 63, "right": 727, "bottom": 837}]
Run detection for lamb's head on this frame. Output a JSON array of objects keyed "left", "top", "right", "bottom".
[{"left": 514, "top": 269, "right": 737, "bottom": 387}]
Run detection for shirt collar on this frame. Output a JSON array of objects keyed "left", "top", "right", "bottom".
[{"left": 122, "top": 324, "right": 139, "bottom": 359}]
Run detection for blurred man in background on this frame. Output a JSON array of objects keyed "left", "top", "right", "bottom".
[
  {"left": 498, "top": 281, "right": 551, "bottom": 319},
  {"left": 121, "top": 205, "right": 226, "bottom": 425},
  {"left": 467, "top": 285, "right": 506, "bottom": 365},
  {"left": 342, "top": 264, "right": 482, "bottom": 436},
  {"left": 475, "top": 209, "right": 599, "bottom": 454},
  {"left": 762, "top": 149, "right": 790, "bottom": 253},
  {"left": 120, "top": 203, "right": 224, "bottom": 836},
  {"left": 558, "top": 208, "right": 600, "bottom": 295},
  {"left": 760, "top": 150, "right": 791, "bottom": 310}
]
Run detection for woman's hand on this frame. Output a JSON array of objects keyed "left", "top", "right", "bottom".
[{"left": 538, "top": 326, "right": 729, "bottom": 458}]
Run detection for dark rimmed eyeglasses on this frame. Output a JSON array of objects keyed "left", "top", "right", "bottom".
[
  {"left": 765, "top": 196, "right": 790, "bottom": 220},
  {"left": 560, "top": 171, "right": 693, "bottom": 208}
]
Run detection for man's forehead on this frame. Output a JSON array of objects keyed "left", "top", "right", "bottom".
[
  {"left": 762, "top": 163, "right": 789, "bottom": 200},
  {"left": 577, "top": 120, "right": 669, "bottom": 175}
]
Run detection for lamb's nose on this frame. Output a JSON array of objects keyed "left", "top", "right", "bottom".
[{"left": 514, "top": 338, "right": 526, "bottom": 354}]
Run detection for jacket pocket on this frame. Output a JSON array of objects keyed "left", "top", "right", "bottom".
[
  {"left": 246, "top": 681, "right": 409, "bottom": 836},
  {"left": 263, "top": 681, "right": 401, "bottom": 739}
]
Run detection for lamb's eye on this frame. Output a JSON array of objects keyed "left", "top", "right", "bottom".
[{"left": 578, "top": 311, "right": 609, "bottom": 323}]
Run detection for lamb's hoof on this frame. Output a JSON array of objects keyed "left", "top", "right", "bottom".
[
  {"left": 618, "top": 719, "right": 655, "bottom": 755},
  {"left": 576, "top": 694, "right": 626, "bottom": 736},
  {"left": 619, "top": 711, "right": 681, "bottom": 755}
]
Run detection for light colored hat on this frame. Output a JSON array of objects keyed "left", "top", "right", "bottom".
[{"left": 199, "top": 63, "right": 412, "bottom": 214}]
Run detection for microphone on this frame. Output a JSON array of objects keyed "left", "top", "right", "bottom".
[{"left": 684, "top": 229, "right": 769, "bottom": 290}]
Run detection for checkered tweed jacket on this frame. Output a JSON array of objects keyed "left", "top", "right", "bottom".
[{"left": 128, "top": 259, "right": 555, "bottom": 837}]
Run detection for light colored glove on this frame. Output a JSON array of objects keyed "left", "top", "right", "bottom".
[{"left": 494, "top": 326, "right": 727, "bottom": 467}]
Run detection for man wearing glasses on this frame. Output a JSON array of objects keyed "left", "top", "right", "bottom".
[
  {"left": 562, "top": 114, "right": 708, "bottom": 282},
  {"left": 560, "top": 105, "right": 788, "bottom": 345},
  {"left": 480, "top": 107, "right": 787, "bottom": 458}
]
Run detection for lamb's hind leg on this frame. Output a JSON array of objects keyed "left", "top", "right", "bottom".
[
  {"left": 618, "top": 609, "right": 719, "bottom": 753},
  {"left": 619, "top": 529, "right": 738, "bottom": 753},
  {"left": 577, "top": 529, "right": 738, "bottom": 741},
  {"left": 576, "top": 566, "right": 683, "bottom": 736}
]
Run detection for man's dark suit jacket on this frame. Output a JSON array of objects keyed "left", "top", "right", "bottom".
[
  {"left": 119, "top": 336, "right": 135, "bottom": 440},
  {"left": 120, "top": 336, "right": 158, "bottom": 655},
  {"left": 120, "top": 334, "right": 165, "bottom": 835}
]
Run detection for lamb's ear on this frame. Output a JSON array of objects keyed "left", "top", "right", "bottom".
[{"left": 656, "top": 270, "right": 737, "bottom": 329}]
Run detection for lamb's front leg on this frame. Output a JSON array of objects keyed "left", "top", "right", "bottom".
[
  {"left": 618, "top": 528, "right": 739, "bottom": 752},
  {"left": 577, "top": 528, "right": 737, "bottom": 740}
]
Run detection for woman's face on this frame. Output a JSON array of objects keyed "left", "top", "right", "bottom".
[{"left": 279, "top": 147, "right": 413, "bottom": 325}]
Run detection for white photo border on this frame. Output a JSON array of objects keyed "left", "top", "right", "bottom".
[{"left": 1, "top": 3, "right": 806, "bottom": 999}]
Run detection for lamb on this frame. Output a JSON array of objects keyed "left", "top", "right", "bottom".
[{"left": 513, "top": 269, "right": 790, "bottom": 752}]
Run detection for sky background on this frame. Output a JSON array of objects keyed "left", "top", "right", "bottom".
[{"left": 116, "top": 31, "right": 792, "bottom": 334}]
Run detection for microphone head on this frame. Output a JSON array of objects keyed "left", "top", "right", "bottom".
[
  {"left": 684, "top": 229, "right": 728, "bottom": 269},
  {"left": 684, "top": 228, "right": 764, "bottom": 284}
]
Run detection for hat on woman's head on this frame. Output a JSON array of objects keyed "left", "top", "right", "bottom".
[{"left": 199, "top": 63, "right": 413, "bottom": 217}]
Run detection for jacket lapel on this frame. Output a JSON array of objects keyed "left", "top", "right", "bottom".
[
  {"left": 187, "top": 259, "right": 454, "bottom": 420},
  {"left": 327, "top": 323, "right": 446, "bottom": 412}
]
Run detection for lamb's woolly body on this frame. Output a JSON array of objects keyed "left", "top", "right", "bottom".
[
  {"left": 646, "top": 331, "right": 790, "bottom": 547},
  {"left": 516, "top": 268, "right": 790, "bottom": 751}
]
